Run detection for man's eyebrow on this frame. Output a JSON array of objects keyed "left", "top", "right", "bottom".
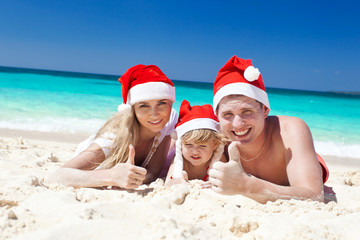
[{"left": 221, "top": 109, "right": 233, "bottom": 113}]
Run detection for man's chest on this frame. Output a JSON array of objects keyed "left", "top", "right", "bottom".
[{"left": 241, "top": 147, "right": 290, "bottom": 186}]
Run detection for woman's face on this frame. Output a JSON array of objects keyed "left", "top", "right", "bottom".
[{"left": 134, "top": 99, "right": 172, "bottom": 134}]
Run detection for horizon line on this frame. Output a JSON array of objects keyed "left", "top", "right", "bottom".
[{"left": 1, "top": 65, "right": 359, "bottom": 97}]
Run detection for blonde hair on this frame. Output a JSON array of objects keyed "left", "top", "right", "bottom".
[
  {"left": 181, "top": 129, "right": 228, "bottom": 146},
  {"left": 95, "top": 107, "right": 139, "bottom": 168}
]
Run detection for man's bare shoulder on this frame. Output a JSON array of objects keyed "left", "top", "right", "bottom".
[
  {"left": 271, "top": 115, "right": 313, "bottom": 147},
  {"left": 274, "top": 115, "right": 309, "bottom": 132}
]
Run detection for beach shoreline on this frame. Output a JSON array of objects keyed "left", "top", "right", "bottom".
[
  {"left": 1, "top": 129, "right": 360, "bottom": 239},
  {"left": 0, "top": 128, "right": 89, "bottom": 144}
]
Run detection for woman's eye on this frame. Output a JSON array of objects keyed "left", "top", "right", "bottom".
[
  {"left": 139, "top": 104, "right": 149, "bottom": 108},
  {"left": 200, "top": 145, "right": 207, "bottom": 148},
  {"left": 158, "top": 100, "right": 170, "bottom": 106}
]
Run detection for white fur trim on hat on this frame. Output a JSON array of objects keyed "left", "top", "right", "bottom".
[
  {"left": 117, "top": 103, "right": 132, "bottom": 114},
  {"left": 244, "top": 66, "right": 260, "bottom": 82},
  {"left": 128, "top": 81, "right": 175, "bottom": 105},
  {"left": 176, "top": 118, "right": 219, "bottom": 139},
  {"left": 213, "top": 82, "right": 270, "bottom": 113}
]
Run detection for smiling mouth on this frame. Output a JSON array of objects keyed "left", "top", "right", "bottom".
[
  {"left": 149, "top": 119, "right": 162, "bottom": 125},
  {"left": 191, "top": 156, "right": 201, "bottom": 160},
  {"left": 233, "top": 128, "right": 250, "bottom": 136}
]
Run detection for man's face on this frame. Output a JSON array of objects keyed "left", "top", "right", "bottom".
[{"left": 217, "top": 95, "right": 269, "bottom": 145}]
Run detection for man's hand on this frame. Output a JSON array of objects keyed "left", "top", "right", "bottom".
[{"left": 209, "top": 142, "right": 249, "bottom": 195}]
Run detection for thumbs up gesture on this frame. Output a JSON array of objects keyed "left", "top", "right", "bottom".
[
  {"left": 227, "top": 141, "right": 245, "bottom": 171},
  {"left": 208, "top": 142, "right": 248, "bottom": 195},
  {"left": 126, "top": 144, "right": 136, "bottom": 165},
  {"left": 110, "top": 144, "right": 147, "bottom": 189}
]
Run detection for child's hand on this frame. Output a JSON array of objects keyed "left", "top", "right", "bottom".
[
  {"left": 201, "top": 181, "right": 212, "bottom": 189},
  {"left": 164, "top": 170, "right": 189, "bottom": 187},
  {"left": 110, "top": 144, "right": 147, "bottom": 189}
]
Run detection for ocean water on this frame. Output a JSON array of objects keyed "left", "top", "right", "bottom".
[{"left": 1, "top": 67, "right": 360, "bottom": 159}]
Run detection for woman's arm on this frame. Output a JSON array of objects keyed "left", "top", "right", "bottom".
[{"left": 47, "top": 143, "right": 147, "bottom": 189}]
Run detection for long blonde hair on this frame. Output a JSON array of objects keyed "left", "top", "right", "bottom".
[{"left": 95, "top": 107, "right": 139, "bottom": 168}]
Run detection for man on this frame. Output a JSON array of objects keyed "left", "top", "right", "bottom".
[{"left": 208, "top": 56, "right": 329, "bottom": 203}]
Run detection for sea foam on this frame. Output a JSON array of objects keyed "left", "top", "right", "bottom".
[
  {"left": 315, "top": 140, "right": 360, "bottom": 159},
  {"left": 0, "top": 117, "right": 105, "bottom": 135}
]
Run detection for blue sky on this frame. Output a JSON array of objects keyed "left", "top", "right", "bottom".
[{"left": 1, "top": 0, "right": 359, "bottom": 92}]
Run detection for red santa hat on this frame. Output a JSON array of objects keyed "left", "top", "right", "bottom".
[
  {"left": 117, "top": 64, "right": 175, "bottom": 113},
  {"left": 172, "top": 100, "right": 224, "bottom": 179},
  {"left": 213, "top": 55, "right": 270, "bottom": 113},
  {"left": 175, "top": 100, "right": 219, "bottom": 138}
]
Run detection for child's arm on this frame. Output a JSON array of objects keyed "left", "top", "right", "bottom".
[
  {"left": 164, "top": 160, "right": 189, "bottom": 187},
  {"left": 202, "top": 153, "right": 227, "bottom": 189}
]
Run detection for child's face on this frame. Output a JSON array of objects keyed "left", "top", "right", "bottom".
[{"left": 182, "top": 140, "right": 219, "bottom": 166}]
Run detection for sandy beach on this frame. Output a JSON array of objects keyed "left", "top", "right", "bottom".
[{"left": 1, "top": 130, "right": 360, "bottom": 240}]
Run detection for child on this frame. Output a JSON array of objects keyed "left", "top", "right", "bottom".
[{"left": 165, "top": 100, "right": 228, "bottom": 187}]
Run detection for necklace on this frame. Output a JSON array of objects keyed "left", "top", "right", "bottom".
[
  {"left": 240, "top": 125, "right": 269, "bottom": 162},
  {"left": 141, "top": 132, "right": 161, "bottom": 168},
  {"left": 240, "top": 139, "right": 267, "bottom": 162}
]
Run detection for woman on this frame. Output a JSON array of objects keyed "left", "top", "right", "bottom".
[{"left": 48, "top": 64, "right": 177, "bottom": 189}]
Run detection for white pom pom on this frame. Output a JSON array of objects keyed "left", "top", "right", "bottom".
[
  {"left": 244, "top": 66, "right": 260, "bottom": 82},
  {"left": 117, "top": 104, "right": 132, "bottom": 114}
]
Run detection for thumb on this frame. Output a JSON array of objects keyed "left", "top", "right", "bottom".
[
  {"left": 228, "top": 142, "right": 244, "bottom": 171},
  {"left": 126, "top": 144, "right": 135, "bottom": 165}
]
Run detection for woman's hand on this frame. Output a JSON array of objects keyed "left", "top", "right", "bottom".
[{"left": 110, "top": 145, "right": 147, "bottom": 189}]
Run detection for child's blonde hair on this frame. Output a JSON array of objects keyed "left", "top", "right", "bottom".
[{"left": 181, "top": 128, "right": 228, "bottom": 146}]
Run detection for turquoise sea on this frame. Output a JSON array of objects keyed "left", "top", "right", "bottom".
[{"left": 1, "top": 66, "right": 360, "bottom": 159}]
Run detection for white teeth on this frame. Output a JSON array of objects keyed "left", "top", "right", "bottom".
[
  {"left": 150, "top": 120, "right": 161, "bottom": 124},
  {"left": 234, "top": 129, "right": 249, "bottom": 136}
]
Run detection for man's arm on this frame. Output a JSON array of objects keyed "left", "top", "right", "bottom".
[{"left": 280, "top": 116, "right": 324, "bottom": 200}]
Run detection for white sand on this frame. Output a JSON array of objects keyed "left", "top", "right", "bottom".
[{"left": 1, "top": 134, "right": 360, "bottom": 240}]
